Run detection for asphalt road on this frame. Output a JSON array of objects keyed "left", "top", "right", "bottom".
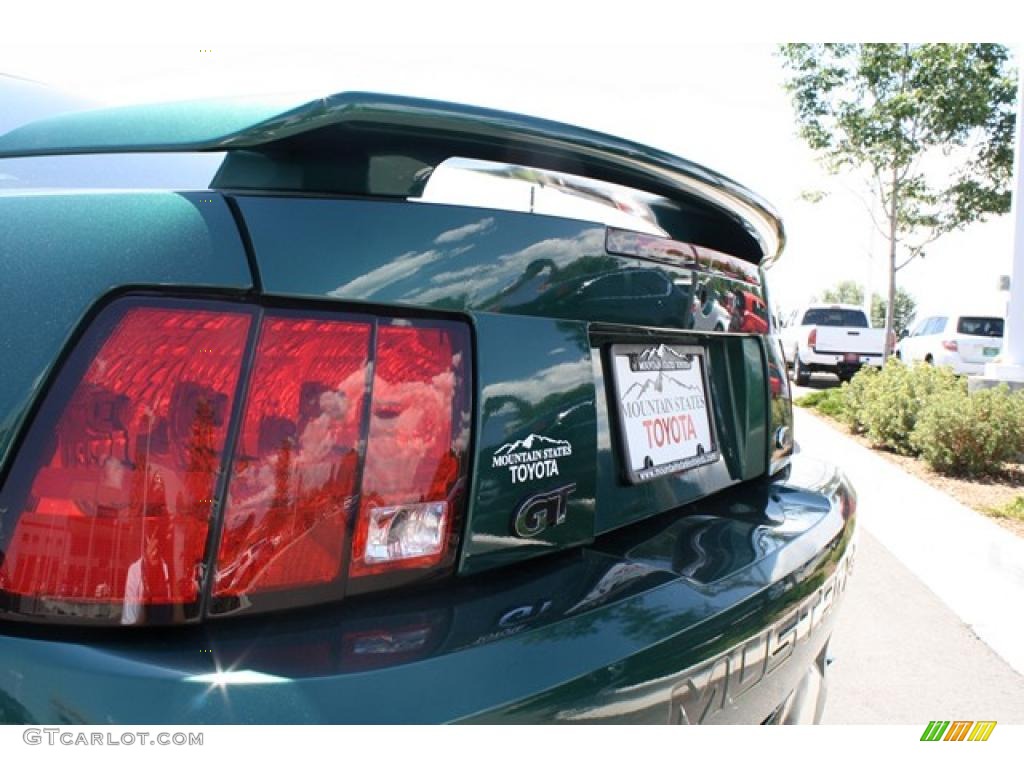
[
  {"left": 822, "top": 529, "right": 1024, "bottom": 723},
  {"left": 786, "top": 370, "right": 1024, "bottom": 723}
]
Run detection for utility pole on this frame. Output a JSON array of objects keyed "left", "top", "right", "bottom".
[{"left": 978, "top": 70, "right": 1024, "bottom": 390}]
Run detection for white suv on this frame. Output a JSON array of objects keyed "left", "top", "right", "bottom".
[{"left": 896, "top": 314, "right": 1004, "bottom": 375}]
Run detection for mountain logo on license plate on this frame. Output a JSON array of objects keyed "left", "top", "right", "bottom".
[{"left": 610, "top": 343, "right": 719, "bottom": 484}]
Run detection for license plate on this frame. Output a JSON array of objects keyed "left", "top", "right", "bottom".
[
  {"left": 843, "top": 352, "right": 859, "bottom": 364},
  {"left": 984, "top": 347, "right": 999, "bottom": 358},
  {"left": 609, "top": 343, "right": 719, "bottom": 484}
]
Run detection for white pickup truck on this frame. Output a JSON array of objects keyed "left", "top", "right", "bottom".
[{"left": 782, "top": 303, "right": 888, "bottom": 384}]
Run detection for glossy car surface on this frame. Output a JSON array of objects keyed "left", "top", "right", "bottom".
[
  {"left": 0, "top": 80, "right": 854, "bottom": 724},
  {"left": 782, "top": 304, "right": 886, "bottom": 384},
  {"left": 897, "top": 313, "right": 1004, "bottom": 375}
]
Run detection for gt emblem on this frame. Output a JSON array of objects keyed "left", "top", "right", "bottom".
[{"left": 513, "top": 483, "right": 576, "bottom": 538}]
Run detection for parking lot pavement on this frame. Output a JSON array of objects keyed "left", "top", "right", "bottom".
[
  {"left": 790, "top": 397, "right": 1024, "bottom": 722},
  {"left": 794, "top": 403, "right": 1024, "bottom": 676},
  {"left": 822, "top": 529, "right": 1024, "bottom": 723}
]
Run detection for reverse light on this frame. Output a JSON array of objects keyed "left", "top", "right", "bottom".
[
  {"left": 0, "top": 299, "right": 471, "bottom": 625},
  {"left": 362, "top": 502, "right": 449, "bottom": 565},
  {"left": 349, "top": 324, "right": 468, "bottom": 586}
]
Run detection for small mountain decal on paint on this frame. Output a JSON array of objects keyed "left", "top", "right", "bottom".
[{"left": 494, "top": 433, "right": 572, "bottom": 455}]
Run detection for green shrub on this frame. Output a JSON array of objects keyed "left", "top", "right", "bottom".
[
  {"left": 794, "top": 388, "right": 845, "bottom": 418},
  {"left": 839, "top": 365, "right": 878, "bottom": 434},
  {"left": 911, "top": 385, "right": 1024, "bottom": 476},
  {"left": 859, "top": 360, "right": 963, "bottom": 455}
]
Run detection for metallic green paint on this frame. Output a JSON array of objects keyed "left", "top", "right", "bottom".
[
  {"left": 231, "top": 196, "right": 775, "bottom": 560},
  {"left": 463, "top": 312, "right": 597, "bottom": 572},
  {"left": 0, "top": 457, "right": 854, "bottom": 724},
  {"left": 0, "top": 91, "right": 833, "bottom": 724},
  {"left": 0, "top": 94, "right": 307, "bottom": 156},
  {"left": 589, "top": 329, "right": 769, "bottom": 533},
  {"left": 0, "top": 191, "right": 253, "bottom": 474},
  {"left": 0, "top": 92, "right": 784, "bottom": 263}
]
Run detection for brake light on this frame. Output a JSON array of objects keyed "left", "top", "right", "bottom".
[
  {"left": 0, "top": 299, "right": 471, "bottom": 624},
  {"left": 349, "top": 325, "right": 465, "bottom": 584},
  {"left": 605, "top": 228, "right": 761, "bottom": 285},
  {"left": 808, "top": 328, "right": 818, "bottom": 351},
  {"left": 942, "top": 340, "right": 958, "bottom": 352},
  {"left": 0, "top": 305, "right": 251, "bottom": 623},
  {"left": 212, "top": 316, "right": 372, "bottom": 600}
]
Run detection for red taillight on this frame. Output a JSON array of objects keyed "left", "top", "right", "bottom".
[
  {"left": 212, "top": 316, "right": 372, "bottom": 600},
  {"left": 808, "top": 328, "right": 818, "bottom": 351},
  {"left": 604, "top": 228, "right": 761, "bottom": 286},
  {"left": 0, "top": 299, "right": 471, "bottom": 624},
  {"left": 349, "top": 324, "right": 465, "bottom": 583},
  {"left": 942, "top": 340, "right": 958, "bottom": 352},
  {"left": 0, "top": 304, "right": 251, "bottom": 623}
]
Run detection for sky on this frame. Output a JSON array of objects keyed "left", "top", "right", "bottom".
[{"left": 1, "top": 41, "right": 1018, "bottom": 320}]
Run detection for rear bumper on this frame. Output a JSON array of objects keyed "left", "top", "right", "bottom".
[
  {"left": 935, "top": 354, "right": 985, "bottom": 375},
  {"left": 0, "top": 456, "right": 855, "bottom": 724},
  {"left": 801, "top": 350, "right": 883, "bottom": 372}
]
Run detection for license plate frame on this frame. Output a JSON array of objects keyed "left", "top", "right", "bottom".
[{"left": 607, "top": 343, "right": 720, "bottom": 484}]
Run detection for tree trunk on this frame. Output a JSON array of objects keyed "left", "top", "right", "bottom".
[{"left": 884, "top": 167, "right": 899, "bottom": 362}]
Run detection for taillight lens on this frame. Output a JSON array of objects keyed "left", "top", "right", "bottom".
[
  {"left": 0, "top": 299, "right": 471, "bottom": 625},
  {"left": 605, "top": 228, "right": 761, "bottom": 286},
  {"left": 808, "top": 328, "right": 818, "bottom": 351},
  {"left": 349, "top": 324, "right": 467, "bottom": 586},
  {"left": 942, "top": 339, "right": 958, "bottom": 352},
  {"left": 0, "top": 303, "right": 252, "bottom": 624},
  {"left": 212, "top": 316, "right": 373, "bottom": 602}
]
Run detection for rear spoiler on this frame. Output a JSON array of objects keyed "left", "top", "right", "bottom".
[{"left": 0, "top": 91, "right": 784, "bottom": 264}]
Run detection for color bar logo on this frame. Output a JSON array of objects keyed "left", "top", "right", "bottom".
[{"left": 920, "top": 720, "right": 997, "bottom": 741}]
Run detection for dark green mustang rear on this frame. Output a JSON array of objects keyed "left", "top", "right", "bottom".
[{"left": 0, "top": 82, "right": 855, "bottom": 724}]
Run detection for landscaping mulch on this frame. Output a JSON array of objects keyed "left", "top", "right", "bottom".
[{"left": 798, "top": 406, "right": 1024, "bottom": 539}]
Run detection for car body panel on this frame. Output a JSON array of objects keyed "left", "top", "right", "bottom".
[
  {"left": 0, "top": 456, "right": 854, "bottom": 724},
  {"left": 898, "top": 314, "right": 1005, "bottom": 373},
  {"left": 0, "top": 89, "right": 849, "bottom": 726},
  {"left": 799, "top": 349, "right": 883, "bottom": 370},
  {"left": 811, "top": 327, "right": 886, "bottom": 357},
  {"left": 464, "top": 312, "right": 598, "bottom": 572},
  {"left": 0, "top": 92, "right": 783, "bottom": 265},
  {"left": 956, "top": 337, "right": 1002, "bottom": 365},
  {"left": 0, "top": 191, "right": 253, "bottom": 475},
  {"left": 232, "top": 195, "right": 778, "bottom": 558},
  {"left": 782, "top": 304, "right": 885, "bottom": 378}
]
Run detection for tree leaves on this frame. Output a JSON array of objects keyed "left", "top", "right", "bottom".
[
  {"left": 779, "top": 43, "right": 1016, "bottom": 251},
  {"left": 778, "top": 44, "right": 1015, "bottom": 356}
]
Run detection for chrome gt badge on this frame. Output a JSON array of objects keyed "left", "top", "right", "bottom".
[{"left": 513, "top": 483, "right": 576, "bottom": 538}]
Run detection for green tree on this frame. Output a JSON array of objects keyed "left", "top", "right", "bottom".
[
  {"left": 821, "top": 280, "right": 865, "bottom": 305},
  {"left": 819, "top": 280, "right": 917, "bottom": 335},
  {"left": 871, "top": 287, "right": 917, "bottom": 336},
  {"left": 779, "top": 44, "right": 1017, "bottom": 360}
]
